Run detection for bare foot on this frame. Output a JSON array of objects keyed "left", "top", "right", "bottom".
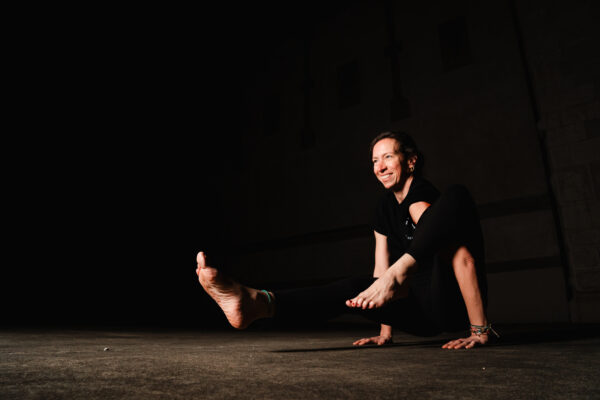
[
  {"left": 196, "top": 252, "right": 273, "bottom": 329},
  {"left": 346, "top": 254, "right": 415, "bottom": 309}
]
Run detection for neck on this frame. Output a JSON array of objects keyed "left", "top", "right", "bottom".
[{"left": 393, "top": 175, "right": 414, "bottom": 203}]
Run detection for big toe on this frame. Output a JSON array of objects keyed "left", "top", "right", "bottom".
[{"left": 197, "top": 251, "right": 206, "bottom": 267}]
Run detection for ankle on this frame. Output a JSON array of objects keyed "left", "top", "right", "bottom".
[
  {"left": 390, "top": 254, "right": 416, "bottom": 278},
  {"left": 260, "top": 290, "right": 275, "bottom": 318},
  {"left": 389, "top": 262, "right": 410, "bottom": 282}
]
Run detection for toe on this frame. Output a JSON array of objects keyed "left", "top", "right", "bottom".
[{"left": 197, "top": 251, "right": 206, "bottom": 267}]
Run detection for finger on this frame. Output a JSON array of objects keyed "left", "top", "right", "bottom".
[
  {"left": 455, "top": 341, "right": 469, "bottom": 350},
  {"left": 465, "top": 341, "right": 476, "bottom": 349},
  {"left": 447, "top": 340, "right": 463, "bottom": 349},
  {"left": 449, "top": 341, "right": 462, "bottom": 349},
  {"left": 368, "top": 301, "right": 375, "bottom": 309},
  {"left": 443, "top": 339, "right": 460, "bottom": 348},
  {"left": 354, "top": 337, "right": 367, "bottom": 345}
]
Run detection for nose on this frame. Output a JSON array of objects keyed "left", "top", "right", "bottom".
[{"left": 377, "top": 162, "right": 387, "bottom": 173}]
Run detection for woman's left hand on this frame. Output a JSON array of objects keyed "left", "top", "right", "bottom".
[{"left": 442, "top": 333, "right": 489, "bottom": 349}]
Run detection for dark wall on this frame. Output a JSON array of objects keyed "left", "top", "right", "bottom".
[
  {"left": 5, "top": 1, "right": 598, "bottom": 327},
  {"left": 5, "top": 14, "right": 237, "bottom": 327}
]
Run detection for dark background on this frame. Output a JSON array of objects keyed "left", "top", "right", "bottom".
[
  {"left": 4, "top": 1, "right": 599, "bottom": 327},
  {"left": 5, "top": 2, "right": 353, "bottom": 328}
]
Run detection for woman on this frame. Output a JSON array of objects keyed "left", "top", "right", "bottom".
[{"left": 196, "top": 131, "right": 497, "bottom": 349}]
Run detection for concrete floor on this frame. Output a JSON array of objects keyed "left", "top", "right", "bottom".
[{"left": 1, "top": 324, "right": 599, "bottom": 399}]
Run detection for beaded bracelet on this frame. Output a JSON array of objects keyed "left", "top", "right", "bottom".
[
  {"left": 260, "top": 289, "right": 272, "bottom": 304},
  {"left": 470, "top": 323, "right": 500, "bottom": 338}
]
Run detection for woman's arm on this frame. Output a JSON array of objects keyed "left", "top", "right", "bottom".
[
  {"left": 353, "top": 231, "right": 393, "bottom": 346},
  {"left": 373, "top": 232, "right": 393, "bottom": 342},
  {"left": 373, "top": 231, "right": 390, "bottom": 278},
  {"left": 442, "top": 246, "right": 497, "bottom": 349}
]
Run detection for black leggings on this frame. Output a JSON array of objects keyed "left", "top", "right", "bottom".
[{"left": 272, "top": 185, "right": 487, "bottom": 335}]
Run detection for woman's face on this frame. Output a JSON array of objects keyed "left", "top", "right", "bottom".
[{"left": 372, "top": 138, "right": 415, "bottom": 190}]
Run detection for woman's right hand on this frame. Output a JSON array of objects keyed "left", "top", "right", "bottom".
[{"left": 353, "top": 335, "right": 393, "bottom": 346}]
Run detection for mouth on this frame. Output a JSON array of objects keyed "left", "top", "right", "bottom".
[{"left": 379, "top": 174, "right": 392, "bottom": 182}]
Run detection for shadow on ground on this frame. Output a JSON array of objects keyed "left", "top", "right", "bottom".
[{"left": 2, "top": 323, "right": 599, "bottom": 399}]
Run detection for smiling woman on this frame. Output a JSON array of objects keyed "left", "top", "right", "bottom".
[{"left": 195, "top": 130, "right": 498, "bottom": 350}]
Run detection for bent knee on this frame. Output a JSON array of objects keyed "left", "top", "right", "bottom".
[{"left": 452, "top": 246, "right": 475, "bottom": 269}]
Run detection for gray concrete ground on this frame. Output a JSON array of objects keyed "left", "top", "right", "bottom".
[{"left": 1, "top": 324, "right": 599, "bottom": 399}]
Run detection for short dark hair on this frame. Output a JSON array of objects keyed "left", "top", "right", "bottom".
[{"left": 369, "top": 131, "right": 424, "bottom": 175}]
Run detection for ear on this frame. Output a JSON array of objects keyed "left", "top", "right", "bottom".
[{"left": 407, "top": 155, "right": 418, "bottom": 168}]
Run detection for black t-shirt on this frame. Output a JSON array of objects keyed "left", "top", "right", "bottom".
[{"left": 373, "top": 177, "right": 440, "bottom": 263}]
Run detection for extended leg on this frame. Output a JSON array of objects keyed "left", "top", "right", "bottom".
[
  {"left": 273, "top": 276, "right": 425, "bottom": 329},
  {"left": 196, "top": 252, "right": 427, "bottom": 330}
]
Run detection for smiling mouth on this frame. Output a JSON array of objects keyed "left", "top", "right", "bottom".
[{"left": 380, "top": 174, "right": 392, "bottom": 181}]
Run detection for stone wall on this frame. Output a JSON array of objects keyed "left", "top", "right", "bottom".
[{"left": 517, "top": 0, "right": 600, "bottom": 321}]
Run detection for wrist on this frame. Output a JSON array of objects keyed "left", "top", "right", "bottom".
[
  {"left": 380, "top": 324, "right": 392, "bottom": 336},
  {"left": 470, "top": 323, "right": 500, "bottom": 339}
]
